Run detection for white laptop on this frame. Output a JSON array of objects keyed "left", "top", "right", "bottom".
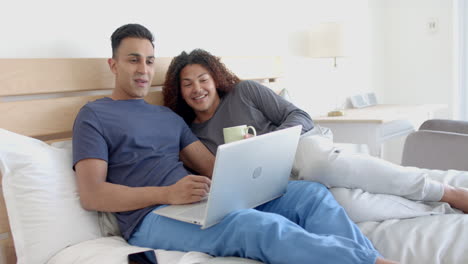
[{"left": 153, "top": 125, "right": 302, "bottom": 229}]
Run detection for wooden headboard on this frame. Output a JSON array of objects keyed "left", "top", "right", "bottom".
[{"left": 0, "top": 56, "right": 283, "bottom": 264}]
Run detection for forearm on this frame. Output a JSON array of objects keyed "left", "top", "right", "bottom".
[
  {"left": 180, "top": 141, "right": 215, "bottom": 178},
  {"left": 78, "top": 181, "right": 170, "bottom": 212},
  {"left": 247, "top": 81, "right": 314, "bottom": 134},
  {"left": 276, "top": 109, "right": 314, "bottom": 134}
]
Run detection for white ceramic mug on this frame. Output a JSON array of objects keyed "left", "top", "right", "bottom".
[{"left": 223, "top": 125, "right": 257, "bottom": 143}]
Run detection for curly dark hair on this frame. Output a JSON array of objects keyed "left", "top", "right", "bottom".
[{"left": 163, "top": 49, "right": 241, "bottom": 124}]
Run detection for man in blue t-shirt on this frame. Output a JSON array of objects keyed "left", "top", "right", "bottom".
[
  {"left": 73, "top": 24, "right": 393, "bottom": 264},
  {"left": 73, "top": 24, "right": 214, "bottom": 241}
]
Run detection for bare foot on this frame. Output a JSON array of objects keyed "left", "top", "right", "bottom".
[
  {"left": 441, "top": 185, "right": 468, "bottom": 213},
  {"left": 375, "top": 257, "right": 400, "bottom": 264}
]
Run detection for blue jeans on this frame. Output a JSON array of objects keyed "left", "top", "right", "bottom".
[{"left": 129, "top": 181, "right": 380, "bottom": 264}]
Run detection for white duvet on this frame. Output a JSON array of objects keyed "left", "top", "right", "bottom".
[
  {"left": 47, "top": 137, "right": 468, "bottom": 264},
  {"left": 48, "top": 212, "right": 468, "bottom": 264},
  {"left": 47, "top": 236, "right": 262, "bottom": 264},
  {"left": 4, "top": 130, "right": 466, "bottom": 263},
  {"left": 359, "top": 215, "right": 468, "bottom": 264},
  {"left": 48, "top": 170, "right": 468, "bottom": 264}
]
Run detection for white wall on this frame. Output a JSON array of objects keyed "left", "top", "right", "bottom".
[
  {"left": 0, "top": 0, "right": 285, "bottom": 58},
  {"left": 370, "top": 0, "right": 458, "bottom": 163},
  {"left": 370, "top": 0, "right": 456, "bottom": 118},
  {"left": 284, "top": 1, "right": 373, "bottom": 116},
  {"left": 0, "top": 0, "right": 374, "bottom": 117},
  {"left": 459, "top": 0, "right": 468, "bottom": 120},
  {"left": 1, "top": 0, "right": 456, "bottom": 113},
  {"left": 3, "top": 0, "right": 457, "bottom": 163}
]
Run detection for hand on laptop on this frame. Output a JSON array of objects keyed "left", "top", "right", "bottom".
[{"left": 166, "top": 175, "right": 211, "bottom": 205}]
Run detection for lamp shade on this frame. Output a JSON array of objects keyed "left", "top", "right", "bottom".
[{"left": 307, "top": 22, "right": 345, "bottom": 58}]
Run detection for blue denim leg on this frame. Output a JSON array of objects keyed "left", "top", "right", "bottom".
[
  {"left": 129, "top": 194, "right": 379, "bottom": 264},
  {"left": 256, "top": 181, "right": 378, "bottom": 251}
]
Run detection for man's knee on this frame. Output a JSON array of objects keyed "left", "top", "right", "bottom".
[
  {"left": 290, "top": 180, "right": 329, "bottom": 193},
  {"left": 288, "top": 181, "right": 333, "bottom": 201},
  {"left": 227, "top": 209, "right": 288, "bottom": 232}
]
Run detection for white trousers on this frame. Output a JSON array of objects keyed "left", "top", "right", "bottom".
[{"left": 293, "top": 133, "right": 468, "bottom": 222}]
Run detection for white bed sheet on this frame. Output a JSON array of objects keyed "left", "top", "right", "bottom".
[
  {"left": 359, "top": 214, "right": 468, "bottom": 264},
  {"left": 47, "top": 236, "right": 262, "bottom": 264},
  {"left": 48, "top": 211, "right": 468, "bottom": 264},
  {"left": 48, "top": 168, "right": 468, "bottom": 264},
  {"left": 47, "top": 212, "right": 468, "bottom": 264}
]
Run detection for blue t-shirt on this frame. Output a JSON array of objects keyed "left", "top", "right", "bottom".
[{"left": 72, "top": 97, "right": 198, "bottom": 240}]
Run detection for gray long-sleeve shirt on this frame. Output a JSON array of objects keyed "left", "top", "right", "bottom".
[{"left": 191, "top": 80, "right": 314, "bottom": 154}]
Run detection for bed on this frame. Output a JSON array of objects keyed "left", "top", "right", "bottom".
[{"left": 0, "top": 57, "right": 467, "bottom": 264}]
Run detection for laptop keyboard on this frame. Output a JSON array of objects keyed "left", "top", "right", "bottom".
[{"left": 178, "top": 203, "right": 207, "bottom": 219}]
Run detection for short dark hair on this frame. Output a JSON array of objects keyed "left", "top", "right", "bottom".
[{"left": 110, "top": 24, "right": 154, "bottom": 58}]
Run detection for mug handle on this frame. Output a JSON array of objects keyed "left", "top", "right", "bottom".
[{"left": 246, "top": 126, "right": 257, "bottom": 136}]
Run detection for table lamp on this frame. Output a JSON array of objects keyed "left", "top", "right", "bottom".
[{"left": 307, "top": 22, "right": 346, "bottom": 117}]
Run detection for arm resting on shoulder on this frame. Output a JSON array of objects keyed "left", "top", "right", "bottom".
[
  {"left": 180, "top": 140, "right": 215, "bottom": 178},
  {"left": 75, "top": 158, "right": 171, "bottom": 212}
]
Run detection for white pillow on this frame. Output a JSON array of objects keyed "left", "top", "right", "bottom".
[
  {"left": 0, "top": 129, "right": 102, "bottom": 264},
  {"left": 278, "top": 88, "right": 292, "bottom": 102},
  {"left": 50, "top": 140, "right": 122, "bottom": 237}
]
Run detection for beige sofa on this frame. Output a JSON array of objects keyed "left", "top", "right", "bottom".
[{"left": 402, "top": 119, "right": 468, "bottom": 171}]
